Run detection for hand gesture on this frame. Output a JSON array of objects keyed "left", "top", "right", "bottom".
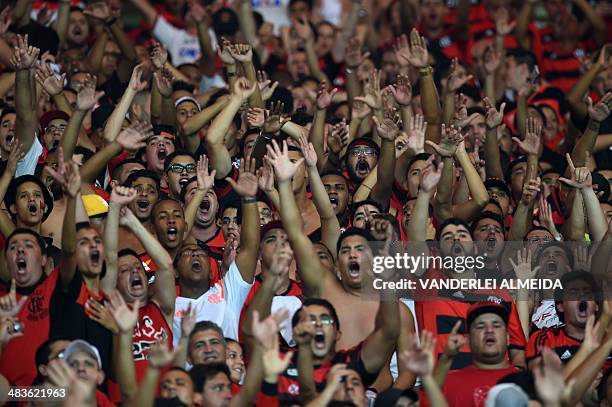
[
  {"left": 107, "top": 289, "right": 139, "bottom": 334},
  {"left": 494, "top": 7, "right": 516, "bottom": 36},
  {"left": 483, "top": 97, "right": 506, "bottom": 129},
  {"left": 394, "top": 29, "right": 429, "bottom": 69},
  {"left": 407, "top": 114, "right": 427, "bottom": 155},
  {"left": 293, "top": 319, "right": 314, "bottom": 347},
  {"left": 265, "top": 140, "right": 304, "bottom": 183},
  {"left": 297, "top": 134, "right": 317, "bottom": 168},
  {"left": 534, "top": 348, "right": 574, "bottom": 406},
  {"left": 153, "top": 68, "right": 173, "bottom": 98},
  {"left": 446, "top": 58, "right": 473, "bottom": 93},
  {"left": 586, "top": 93, "right": 612, "bottom": 123},
  {"left": 345, "top": 37, "right": 370, "bottom": 69},
  {"left": 316, "top": 81, "right": 338, "bottom": 110},
  {"left": 400, "top": 330, "right": 436, "bottom": 376},
  {"left": 292, "top": 18, "right": 313, "bottom": 41},
  {"left": 118, "top": 207, "right": 139, "bottom": 228},
  {"left": 263, "top": 101, "right": 289, "bottom": 134},
  {"left": 129, "top": 64, "right": 148, "bottom": 92},
  {"left": 85, "top": 299, "right": 119, "bottom": 334},
  {"left": 372, "top": 112, "right": 401, "bottom": 141},
  {"left": 327, "top": 120, "right": 349, "bottom": 154},
  {"left": 221, "top": 236, "right": 237, "bottom": 272},
  {"left": 420, "top": 156, "right": 444, "bottom": 193},
  {"left": 355, "top": 70, "right": 382, "bottom": 110},
  {"left": 110, "top": 186, "right": 137, "bottom": 206},
  {"left": 189, "top": 0, "right": 210, "bottom": 25},
  {"left": 257, "top": 70, "right": 279, "bottom": 102},
  {"left": 537, "top": 195, "right": 557, "bottom": 236},
  {"left": 520, "top": 177, "right": 541, "bottom": 205},
  {"left": 387, "top": 74, "right": 412, "bottom": 106},
  {"left": 150, "top": 42, "right": 168, "bottom": 71},
  {"left": 425, "top": 124, "right": 463, "bottom": 157},
  {"left": 232, "top": 77, "right": 256, "bottom": 100},
  {"left": 219, "top": 37, "right": 236, "bottom": 65},
  {"left": 443, "top": 321, "right": 467, "bottom": 357},
  {"left": 572, "top": 244, "right": 592, "bottom": 272},
  {"left": 226, "top": 156, "right": 257, "bottom": 197},
  {"left": 196, "top": 155, "right": 216, "bottom": 193},
  {"left": 47, "top": 358, "right": 77, "bottom": 389},
  {"left": 146, "top": 338, "right": 174, "bottom": 369},
  {"left": 116, "top": 121, "right": 152, "bottom": 152},
  {"left": 180, "top": 303, "right": 197, "bottom": 339},
  {"left": 228, "top": 43, "right": 253, "bottom": 63},
  {"left": 0, "top": 317, "right": 24, "bottom": 347},
  {"left": 45, "top": 152, "right": 81, "bottom": 198},
  {"left": 10, "top": 35, "right": 40, "bottom": 70},
  {"left": 513, "top": 117, "right": 542, "bottom": 156},
  {"left": 351, "top": 100, "right": 371, "bottom": 121},
  {"left": 35, "top": 62, "right": 66, "bottom": 96},
  {"left": 0, "top": 280, "right": 27, "bottom": 318},
  {"left": 509, "top": 248, "right": 540, "bottom": 280},
  {"left": 247, "top": 107, "right": 265, "bottom": 128},
  {"left": 452, "top": 93, "right": 478, "bottom": 129},
  {"left": 263, "top": 343, "right": 293, "bottom": 380},
  {"left": 559, "top": 154, "right": 592, "bottom": 189},
  {"left": 76, "top": 76, "right": 104, "bottom": 111},
  {"left": 252, "top": 308, "right": 289, "bottom": 350},
  {"left": 257, "top": 162, "right": 275, "bottom": 193},
  {"left": 5, "top": 142, "right": 25, "bottom": 176}
]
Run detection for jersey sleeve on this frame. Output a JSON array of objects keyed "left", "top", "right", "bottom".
[
  {"left": 508, "top": 301, "right": 527, "bottom": 350},
  {"left": 222, "top": 261, "right": 254, "bottom": 317},
  {"left": 526, "top": 329, "right": 548, "bottom": 362}
]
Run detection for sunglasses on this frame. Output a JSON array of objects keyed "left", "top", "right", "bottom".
[{"left": 166, "top": 163, "right": 196, "bottom": 174}]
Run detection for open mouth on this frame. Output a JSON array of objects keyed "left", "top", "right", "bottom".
[
  {"left": 136, "top": 199, "right": 149, "bottom": 210},
  {"left": 200, "top": 200, "right": 210, "bottom": 211},
  {"left": 546, "top": 261, "right": 557, "bottom": 275},
  {"left": 452, "top": 242, "right": 464, "bottom": 255},
  {"left": 329, "top": 195, "right": 338, "bottom": 208},
  {"left": 484, "top": 336, "right": 497, "bottom": 345},
  {"left": 486, "top": 238, "right": 497, "bottom": 250},
  {"left": 28, "top": 203, "right": 38, "bottom": 215},
  {"left": 192, "top": 259, "right": 202, "bottom": 272},
  {"left": 157, "top": 150, "right": 167, "bottom": 162},
  {"left": 347, "top": 261, "right": 360, "bottom": 278},
  {"left": 179, "top": 177, "right": 190, "bottom": 188},
  {"left": 5, "top": 134, "right": 14, "bottom": 145},
  {"left": 313, "top": 332, "right": 326, "bottom": 349},
  {"left": 52, "top": 140, "right": 60, "bottom": 149},
  {"left": 578, "top": 301, "right": 588, "bottom": 317},
  {"left": 356, "top": 160, "right": 369, "bottom": 174},
  {"left": 130, "top": 274, "right": 144, "bottom": 290},
  {"left": 233, "top": 366, "right": 244, "bottom": 375},
  {"left": 167, "top": 227, "right": 178, "bottom": 241},
  {"left": 16, "top": 258, "right": 26, "bottom": 272},
  {"left": 90, "top": 249, "right": 101, "bottom": 265}
]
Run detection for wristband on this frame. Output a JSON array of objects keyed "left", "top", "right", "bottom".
[
  {"left": 419, "top": 66, "right": 433, "bottom": 77},
  {"left": 241, "top": 196, "right": 257, "bottom": 204}
]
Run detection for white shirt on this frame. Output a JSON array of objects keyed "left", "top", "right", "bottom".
[
  {"left": 532, "top": 300, "right": 560, "bottom": 329},
  {"left": 16, "top": 137, "right": 43, "bottom": 177},
  {"left": 153, "top": 16, "right": 218, "bottom": 66},
  {"left": 172, "top": 261, "right": 253, "bottom": 347},
  {"left": 251, "top": 0, "right": 290, "bottom": 35},
  {"left": 271, "top": 296, "right": 303, "bottom": 347}
]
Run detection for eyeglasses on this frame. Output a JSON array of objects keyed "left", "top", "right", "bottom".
[
  {"left": 167, "top": 163, "right": 197, "bottom": 174},
  {"left": 349, "top": 148, "right": 377, "bottom": 157},
  {"left": 45, "top": 125, "right": 66, "bottom": 134},
  {"left": 527, "top": 236, "right": 552, "bottom": 244},
  {"left": 309, "top": 315, "right": 335, "bottom": 325}
]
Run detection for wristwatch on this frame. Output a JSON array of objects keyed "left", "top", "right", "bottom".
[{"left": 419, "top": 66, "right": 433, "bottom": 77}]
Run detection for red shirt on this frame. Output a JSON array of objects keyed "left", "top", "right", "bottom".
[
  {"left": 442, "top": 365, "right": 519, "bottom": 407},
  {"left": 526, "top": 327, "right": 581, "bottom": 363},
  {"left": 0, "top": 268, "right": 59, "bottom": 386}
]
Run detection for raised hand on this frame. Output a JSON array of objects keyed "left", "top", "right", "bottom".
[
  {"left": 420, "top": 156, "right": 444, "bottom": 193},
  {"left": 443, "top": 321, "right": 466, "bottom": 358},
  {"left": 446, "top": 58, "right": 473, "bottom": 93},
  {"left": 453, "top": 93, "right": 478, "bottom": 129},
  {"left": 219, "top": 37, "right": 236, "bottom": 65},
  {"left": 0, "top": 317, "right": 23, "bottom": 347},
  {"left": 180, "top": 303, "right": 197, "bottom": 338},
  {"left": 189, "top": 0, "right": 210, "bottom": 25},
  {"left": 196, "top": 155, "right": 216, "bottom": 193},
  {"left": 146, "top": 338, "right": 174, "bottom": 369},
  {"left": 263, "top": 101, "right": 289, "bottom": 134},
  {"left": 10, "top": 34, "right": 40, "bottom": 70},
  {"left": 221, "top": 236, "right": 237, "bottom": 272},
  {"left": 263, "top": 340, "right": 293, "bottom": 380},
  {"left": 425, "top": 124, "right": 463, "bottom": 157},
  {"left": 534, "top": 348, "right": 574, "bottom": 406},
  {"left": 115, "top": 122, "right": 152, "bottom": 152},
  {"left": 407, "top": 114, "right": 426, "bottom": 155},
  {"left": 520, "top": 177, "right": 541, "bottom": 205},
  {"left": 537, "top": 195, "right": 557, "bottom": 236},
  {"left": 107, "top": 289, "right": 139, "bottom": 333},
  {"left": 265, "top": 140, "right": 304, "bottom": 183},
  {"left": 129, "top": 64, "right": 148, "bottom": 92},
  {"left": 512, "top": 116, "right": 542, "bottom": 155},
  {"left": 0, "top": 280, "right": 27, "bottom": 318},
  {"left": 228, "top": 43, "right": 253, "bottom": 63},
  {"left": 355, "top": 70, "right": 383, "bottom": 111},
  {"left": 316, "top": 81, "right": 338, "bottom": 110},
  {"left": 153, "top": 68, "right": 173, "bottom": 98},
  {"left": 85, "top": 299, "right": 119, "bottom": 334},
  {"left": 110, "top": 186, "right": 137, "bottom": 206},
  {"left": 559, "top": 154, "right": 592, "bottom": 189},
  {"left": 46, "top": 153, "right": 81, "bottom": 198},
  {"left": 292, "top": 17, "right": 313, "bottom": 41},
  {"left": 118, "top": 207, "right": 139, "bottom": 228},
  {"left": 83, "top": 2, "right": 115, "bottom": 22},
  {"left": 258, "top": 71, "right": 279, "bottom": 102},
  {"left": 345, "top": 37, "right": 370, "bottom": 69},
  {"left": 35, "top": 62, "right": 66, "bottom": 96},
  {"left": 351, "top": 100, "right": 371, "bottom": 121},
  {"left": 252, "top": 308, "right": 289, "bottom": 351},
  {"left": 400, "top": 330, "right": 436, "bottom": 376},
  {"left": 76, "top": 76, "right": 104, "bottom": 111},
  {"left": 226, "top": 156, "right": 257, "bottom": 197},
  {"left": 483, "top": 97, "right": 506, "bottom": 129},
  {"left": 150, "top": 42, "right": 168, "bottom": 71},
  {"left": 327, "top": 120, "right": 349, "bottom": 154},
  {"left": 297, "top": 134, "right": 317, "bottom": 168},
  {"left": 372, "top": 112, "right": 401, "bottom": 141},
  {"left": 586, "top": 93, "right": 612, "bottom": 122},
  {"left": 494, "top": 7, "right": 516, "bottom": 36},
  {"left": 247, "top": 107, "right": 265, "bottom": 128},
  {"left": 5, "top": 142, "right": 25, "bottom": 176},
  {"left": 232, "top": 77, "right": 256, "bottom": 100},
  {"left": 509, "top": 248, "right": 540, "bottom": 280},
  {"left": 395, "top": 29, "right": 429, "bottom": 69},
  {"left": 387, "top": 74, "right": 412, "bottom": 106},
  {"left": 257, "top": 162, "right": 275, "bottom": 193}
]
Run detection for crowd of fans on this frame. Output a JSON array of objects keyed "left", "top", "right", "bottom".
[{"left": 0, "top": 0, "right": 610, "bottom": 405}]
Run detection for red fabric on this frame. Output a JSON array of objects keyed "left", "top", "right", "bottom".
[
  {"left": 441, "top": 365, "right": 519, "bottom": 407},
  {"left": 95, "top": 390, "right": 117, "bottom": 407},
  {"left": 0, "top": 268, "right": 59, "bottom": 386},
  {"left": 526, "top": 327, "right": 581, "bottom": 362}
]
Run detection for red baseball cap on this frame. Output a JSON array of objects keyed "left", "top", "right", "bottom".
[{"left": 466, "top": 301, "right": 509, "bottom": 328}]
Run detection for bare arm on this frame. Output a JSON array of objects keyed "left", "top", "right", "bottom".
[
  {"left": 13, "top": 35, "right": 39, "bottom": 153},
  {"left": 483, "top": 98, "right": 506, "bottom": 180},
  {"left": 127, "top": 0, "right": 158, "bottom": 27},
  {"left": 84, "top": 31, "right": 109, "bottom": 75},
  {"left": 181, "top": 97, "right": 229, "bottom": 153},
  {"left": 515, "top": 0, "right": 536, "bottom": 50},
  {"left": 571, "top": 94, "right": 612, "bottom": 167},
  {"left": 574, "top": 0, "right": 607, "bottom": 46}
]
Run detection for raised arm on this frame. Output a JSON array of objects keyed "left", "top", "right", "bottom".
[
  {"left": 370, "top": 114, "right": 400, "bottom": 209},
  {"left": 482, "top": 98, "right": 506, "bottom": 180},
  {"left": 566, "top": 47, "right": 610, "bottom": 121},
  {"left": 225, "top": 156, "right": 260, "bottom": 283},
  {"left": 297, "top": 135, "right": 340, "bottom": 259},
  {"left": 574, "top": 0, "right": 607, "bottom": 46},
  {"left": 228, "top": 44, "right": 264, "bottom": 108},
  {"left": 181, "top": 97, "right": 229, "bottom": 152},
  {"left": 11, "top": 34, "right": 40, "bottom": 153},
  {"left": 54, "top": 0, "right": 71, "bottom": 48},
  {"left": 293, "top": 19, "right": 329, "bottom": 84},
  {"left": 407, "top": 156, "right": 443, "bottom": 242},
  {"left": 267, "top": 140, "right": 329, "bottom": 296},
  {"left": 571, "top": 93, "right": 612, "bottom": 167},
  {"left": 119, "top": 208, "right": 174, "bottom": 321},
  {"left": 206, "top": 78, "right": 255, "bottom": 179},
  {"left": 0, "top": 144, "right": 23, "bottom": 238},
  {"left": 507, "top": 178, "right": 540, "bottom": 241},
  {"left": 189, "top": 2, "right": 216, "bottom": 77},
  {"left": 310, "top": 82, "right": 337, "bottom": 171},
  {"left": 427, "top": 124, "right": 462, "bottom": 221},
  {"left": 105, "top": 64, "right": 148, "bottom": 143},
  {"left": 236, "top": 0, "right": 269, "bottom": 64}
]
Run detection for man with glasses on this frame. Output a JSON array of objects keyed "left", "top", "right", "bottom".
[
  {"left": 345, "top": 138, "right": 379, "bottom": 187},
  {"left": 164, "top": 151, "right": 198, "bottom": 199},
  {"left": 39, "top": 110, "right": 70, "bottom": 152},
  {"left": 33, "top": 337, "right": 70, "bottom": 385}
]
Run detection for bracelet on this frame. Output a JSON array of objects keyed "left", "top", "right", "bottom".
[
  {"left": 241, "top": 196, "right": 257, "bottom": 204},
  {"left": 419, "top": 66, "right": 433, "bottom": 77}
]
